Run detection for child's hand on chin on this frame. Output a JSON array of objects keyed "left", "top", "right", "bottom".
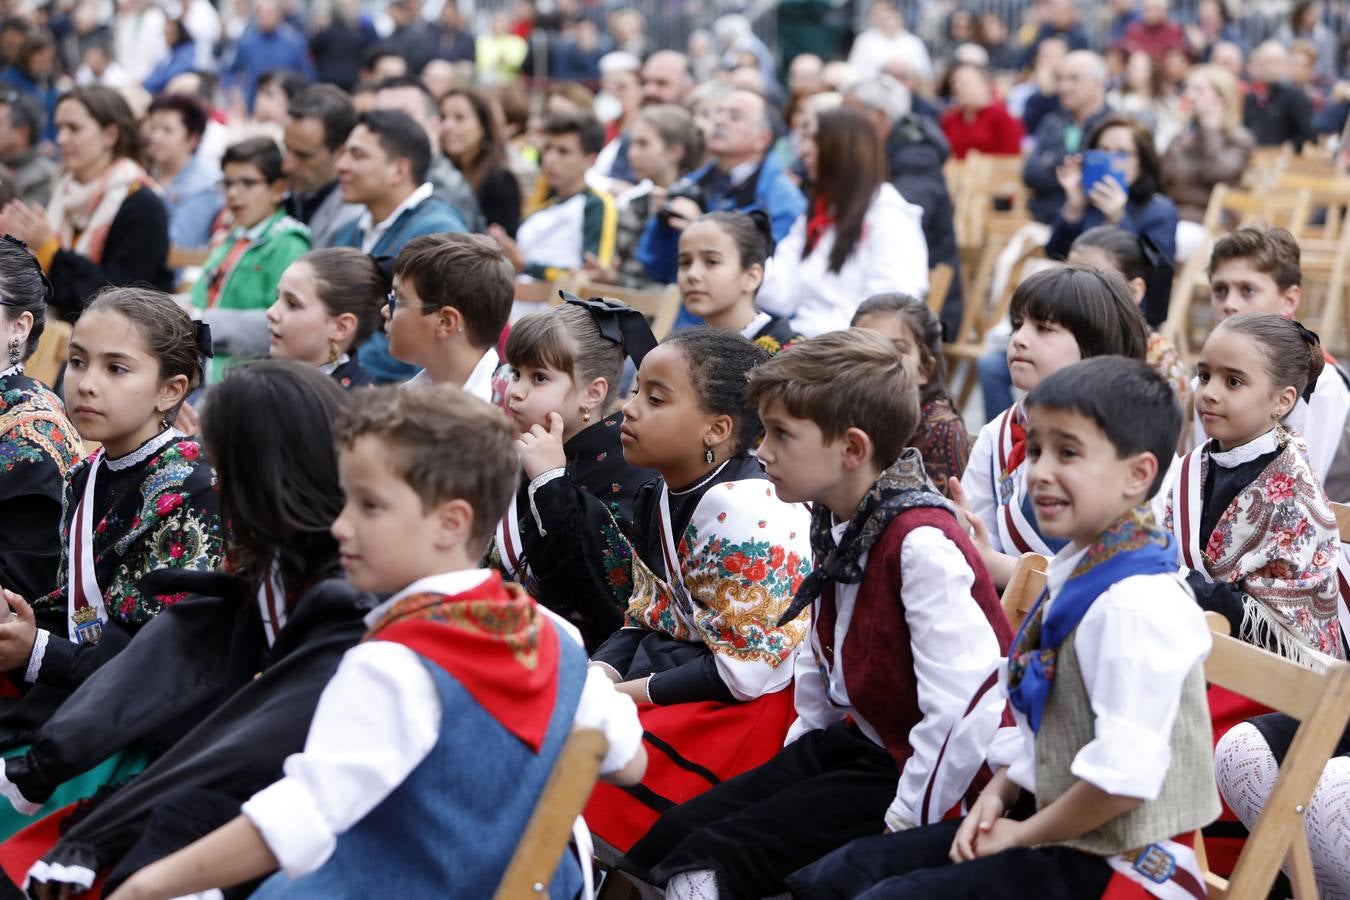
[{"left": 516, "top": 412, "right": 567, "bottom": 480}]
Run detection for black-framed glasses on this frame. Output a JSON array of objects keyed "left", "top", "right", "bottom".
[
  {"left": 386, "top": 289, "right": 440, "bottom": 317},
  {"left": 218, "top": 176, "right": 267, "bottom": 192}
]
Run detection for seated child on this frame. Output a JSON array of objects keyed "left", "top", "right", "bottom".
[
  {"left": 955, "top": 265, "right": 1151, "bottom": 587},
  {"left": 268, "top": 249, "right": 389, "bottom": 389},
  {"left": 1217, "top": 713, "right": 1350, "bottom": 899},
  {"left": 1066, "top": 225, "right": 1189, "bottom": 416},
  {"left": 385, "top": 233, "right": 514, "bottom": 402},
  {"left": 614, "top": 329, "right": 1012, "bottom": 899},
  {"left": 789, "top": 356, "right": 1221, "bottom": 900},
  {"left": 495, "top": 296, "right": 659, "bottom": 650},
  {"left": 852, "top": 293, "right": 972, "bottom": 495},
  {"left": 1199, "top": 227, "right": 1350, "bottom": 500},
  {"left": 583, "top": 328, "right": 813, "bottom": 854},
  {"left": 492, "top": 112, "right": 617, "bottom": 283},
  {"left": 1166, "top": 312, "right": 1341, "bottom": 664},
  {"left": 678, "top": 210, "right": 804, "bottom": 354},
  {"left": 191, "top": 137, "right": 312, "bottom": 383},
  {"left": 100, "top": 386, "right": 645, "bottom": 900}
]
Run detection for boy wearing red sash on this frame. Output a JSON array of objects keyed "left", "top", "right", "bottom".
[
  {"left": 791, "top": 357, "right": 1219, "bottom": 900},
  {"left": 106, "top": 386, "right": 645, "bottom": 900}
]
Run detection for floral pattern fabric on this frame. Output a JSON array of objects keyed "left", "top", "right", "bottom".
[{"left": 912, "top": 399, "right": 972, "bottom": 498}]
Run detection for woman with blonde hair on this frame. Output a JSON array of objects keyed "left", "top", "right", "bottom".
[{"left": 1162, "top": 63, "right": 1254, "bottom": 259}]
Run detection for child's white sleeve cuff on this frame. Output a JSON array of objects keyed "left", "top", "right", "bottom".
[
  {"left": 575, "top": 665, "right": 644, "bottom": 775},
  {"left": 243, "top": 777, "right": 337, "bottom": 878}
]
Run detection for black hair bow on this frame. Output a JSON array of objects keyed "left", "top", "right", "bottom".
[
  {"left": 194, "top": 321, "right": 215, "bottom": 358},
  {"left": 562, "top": 292, "right": 658, "bottom": 367},
  {"left": 1137, "top": 233, "right": 1173, "bottom": 329},
  {"left": 1292, "top": 320, "right": 1321, "bottom": 402}
]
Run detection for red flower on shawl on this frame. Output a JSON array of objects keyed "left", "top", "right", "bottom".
[
  {"left": 608, "top": 567, "right": 630, "bottom": 588},
  {"left": 724, "top": 552, "right": 750, "bottom": 574},
  {"left": 744, "top": 559, "right": 768, "bottom": 582},
  {"left": 1264, "top": 473, "right": 1296, "bottom": 504},
  {"left": 155, "top": 493, "right": 184, "bottom": 516},
  {"left": 769, "top": 546, "right": 785, "bottom": 569},
  {"left": 178, "top": 442, "right": 201, "bottom": 462}
]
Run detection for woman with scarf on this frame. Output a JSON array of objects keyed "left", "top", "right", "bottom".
[
  {"left": 0, "top": 86, "right": 173, "bottom": 321},
  {"left": 756, "top": 107, "right": 929, "bottom": 338}
]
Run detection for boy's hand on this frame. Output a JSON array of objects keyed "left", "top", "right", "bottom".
[
  {"left": 947, "top": 477, "right": 992, "bottom": 551},
  {"left": 516, "top": 412, "right": 567, "bottom": 480},
  {"left": 972, "top": 817, "right": 1027, "bottom": 858},
  {"left": 0, "top": 589, "right": 37, "bottom": 671},
  {"left": 949, "top": 789, "right": 1007, "bottom": 862}
]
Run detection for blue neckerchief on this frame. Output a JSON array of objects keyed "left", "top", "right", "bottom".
[{"left": 1006, "top": 507, "right": 1179, "bottom": 732}]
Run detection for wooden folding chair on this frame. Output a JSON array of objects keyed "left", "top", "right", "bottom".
[
  {"left": 26, "top": 319, "right": 71, "bottom": 390},
  {"left": 570, "top": 278, "right": 682, "bottom": 340},
  {"left": 1197, "top": 614, "right": 1350, "bottom": 899},
  {"left": 1201, "top": 184, "right": 1312, "bottom": 240},
  {"left": 999, "top": 552, "right": 1049, "bottom": 633},
  {"left": 927, "top": 263, "right": 955, "bottom": 317},
  {"left": 494, "top": 729, "right": 609, "bottom": 899}
]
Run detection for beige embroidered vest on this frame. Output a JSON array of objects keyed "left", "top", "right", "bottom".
[{"left": 1033, "top": 625, "right": 1221, "bottom": 856}]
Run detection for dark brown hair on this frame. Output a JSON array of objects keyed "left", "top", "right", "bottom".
[
  {"left": 56, "top": 85, "right": 143, "bottom": 162},
  {"left": 505, "top": 303, "right": 624, "bottom": 408},
  {"left": 1215, "top": 312, "right": 1324, "bottom": 400},
  {"left": 1009, "top": 264, "right": 1150, "bottom": 362},
  {"left": 696, "top": 210, "right": 774, "bottom": 269},
  {"left": 222, "top": 136, "right": 285, "bottom": 183},
  {"left": 440, "top": 87, "right": 507, "bottom": 191},
  {"left": 807, "top": 106, "right": 889, "bottom": 273},
  {"left": 297, "top": 248, "right": 388, "bottom": 348},
  {"left": 748, "top": 328, "right": 921, "bottom": 468},
  {"left": 636, "top": 103, "right": 705, "bottom": 177},
  {"left": 1085, "top": 112, "right": 1162, "bottom": 204},
  {"left": 335, "top": 385, "right": 519, "bottom": 550},
  {"left": 664, "top": 327, "right": 770, "bottom": 454},
  {"left": 393, "top": 233, "right": 514, "bottom": 349},
  {"left": 851, "top": 292, "right": 953, "bottom": 406},
  {"left": 84, "top": 286, "right": 205, "bottom": 414},
  {"left": 1207, "top": 226, "right": 1302, "bottom": 291}
]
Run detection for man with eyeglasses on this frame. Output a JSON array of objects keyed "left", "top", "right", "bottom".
[
  {"left": 1023, "top": 51, "right": 1111, "bottom": 224},
  {"left": 0, "top": 91, "right": 56, "bottom": 207}
]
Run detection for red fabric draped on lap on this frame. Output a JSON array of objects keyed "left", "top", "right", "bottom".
[
  {"left": 1203, "top": 684, "right": 1272, "bottom": 878},
  {"left": 584, "top": 688, "right": 797, "bottom": 853},
  {"left": 0, "top": 802, "right": 106, "bottom": 896}
]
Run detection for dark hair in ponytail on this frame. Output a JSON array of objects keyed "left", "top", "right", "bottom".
[
  {"left": 696, "top": 210, "right": 775, "bottom": 271},
  {"left": 295, "top": 249, "right": 389, "bottom": 348},
  {"left": 0, "top": 235, "right": 49, "bottom": 359},
  {"left": 84, "top": 286, "right": 206, "bottom": 417},
  {"left": 664, "top": 326, "right": 770, "bottom": 453},
  {"left": 1216, "top": 313, "right": 1325, "bottom": 402},
  {"left": 852, "top": 292, "right": 953, "bottom": 406},
  {"left": 1071, "top": 225, "right": 1173, "bottom": 328}
]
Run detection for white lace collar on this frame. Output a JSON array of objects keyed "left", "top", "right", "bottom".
[
  {"left": 318, "top": 353, "right": 351, "bottom": 376},
  {"left": 739, "top": 312, "right": 772, "bottom": 340},
  {"left": 0, "top": 364, "right": 22, "bottom": 379},
  {"left": 1208, "top": 428, "right": 1281, "bottom": 469},
  {"left": 105, "top": 427, "right": 184, "bottom": 472}
]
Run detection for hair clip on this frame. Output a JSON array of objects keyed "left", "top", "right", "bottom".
[
  {"left": 562, "top": 292, "right": 659, "bottom": 367},
  {"left": 746, "top": 209, "right": 777, "bottom": 256},
  {"left": 1292, "top": 320, "right": 1321, "bottom": 348},
  {"left": 194, "top": 321, "right": 215, "bottom": 358}
]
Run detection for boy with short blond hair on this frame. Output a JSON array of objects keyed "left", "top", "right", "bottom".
[
  {"left": 790, "top": 357, "right": 1219, "bottom": 900},
  {"left": 614, "top": 329, "right": 1011, "bottom": 899},
  {"left": 1202, "top": 225, "right": 1350, "bottom": 499},
  {"left": 111, "top": 387, "right": 644, "bottom": 900}
]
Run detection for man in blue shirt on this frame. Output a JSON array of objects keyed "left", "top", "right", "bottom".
[
  {"left": 227, "top": 0, "right": 314, "bottom": 111},
  {"left": 146, "top": 93, "right": 222, "bottom": 250}
]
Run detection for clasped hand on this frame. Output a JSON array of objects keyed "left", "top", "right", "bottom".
[{"left": 0, "top": 588, "right": 37, "bottom": 671}]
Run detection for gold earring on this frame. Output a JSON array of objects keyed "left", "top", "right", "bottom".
[
  {"left": 581, "top": 407, "right": 591, "bottom": 422},
  {"left": 329, "top": 338, "right": 340, "bottom": 365}
]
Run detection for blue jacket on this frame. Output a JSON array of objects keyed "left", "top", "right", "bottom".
[
  {"left": 143, "top": 42, "right": 198, "bottom": 96},
  {"left": 228, "top": 24, "right": 315, "bottom": 109},
  {"left": 333, "top": 194, "right": 467, "bottom": 384},
  {"left": 637, "top": 153, "right": 806, "bottom": 285},
  {"left": 1023, "top": 106, "right": 1111, "bottom": 224},
  {"left": 1046, "top": 193, "right": 1180, "bottom": 263},
  {"left": 0, "top": 68, "right": 57, "bottom": 143}
]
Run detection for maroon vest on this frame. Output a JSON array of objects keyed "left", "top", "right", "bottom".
[{"left": 814, "top": 507, "right": 1013, "bottom": 774}]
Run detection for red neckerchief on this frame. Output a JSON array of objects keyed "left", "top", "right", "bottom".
[
  {"left": 1249, "top": 82, "right": 1270, "bottom": 105},
  {"left": 368, "top": 572, "right": 560, "bottom": 754},
  {"left": 1004, "top": 415, "right": 1028, "bottom": 476},
  {"left": 805, "top": 196, "right": 832, "bottom": 255}
]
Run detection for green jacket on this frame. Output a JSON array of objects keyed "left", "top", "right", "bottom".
[{"left": 190, "top": 210, "right": 311, "bottom": 382}]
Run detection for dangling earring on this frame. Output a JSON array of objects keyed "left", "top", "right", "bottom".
[
  {"left": 703, "top": 445, "right": 715, "bottom": 464},
  {"left": 581, "top": 407, "right": 591, "bottom": 422},
  {"left": 328, "top": 338, "right": 340, "bottom": 365},
  {"left": 161, "top": 410, "right": 173, "bottom": 430},
  {"left": 7, "top": 337, "right": 20, "bottom": 367}
]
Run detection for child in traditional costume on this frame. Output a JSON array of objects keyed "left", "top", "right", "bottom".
[
  {"left": 851, "top": 293, "right": 972, "bottom": 496},
  {"left": 494, "top": 296, "right": 658, "bottom": 651},
  {"left": 613, "top": 330, "right": 1012, "bottom": 899},
  {"left": 1199, "top": 227, "right": 1350, "bottom": 500},
  {"left": 677, "top": 211, "right": 804, "bottom": 355},
  {"left": 267, "top": 249, "right": 389, "bottom": 390},
  {"left": 6, "top": 361, "right": 376, "bottom": 896},
  {"left": 955, "top": 265, "right": 1152, "bottom": 587},
  {"left": 99, "top": 386, "right": 645, "bottom": 900},
  {"left": 0, "top": 236, "right": 84, "bottom": 601},
  {"left": 584, "top": 328, "right": 813, "bottom": 855},
  {"left": 0, "top": 287, "right": 223, "bottom": 836},
  {"left": 791, "top": 356, "right": 1220, "bottom": 900}
]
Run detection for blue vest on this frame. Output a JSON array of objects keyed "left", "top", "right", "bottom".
[{"left": 252, "top": 620, "right": 588, "bottom": 899}]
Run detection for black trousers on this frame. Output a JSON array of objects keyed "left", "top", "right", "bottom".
[
  {"left": 619, "top": 722, "right": 898, "bottom": 897},
  {"left": 786, "top": 819, "right": 1114, "bottom": 900}
]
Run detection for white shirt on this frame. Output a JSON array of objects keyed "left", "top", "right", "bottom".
[
  {"left": 757, "top": 182, "right": 928, "bottom": 338},
  {"left": 1190, "top": 363, "right": 1350, "bottom": 482},
  {"left": 986, "top": 545, "right": 1212, "bottom": 800},
  {"left": 241, "top": 569, "right": 644, "bottom": 878},
  {"left": 358, "top": 183, "right": 434, "bottom": 254},
  {"left": 847, "top": 27, "right": 934, "bottom": 81},
  {"left": 787, "top": 522, "right": 1005, "bottom": 831},
  {"left": 399, "top": 347, "right": 499, "bottom": 404}
]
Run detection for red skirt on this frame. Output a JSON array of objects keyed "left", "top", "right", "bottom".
[
  {"left": 584, "top": 688, "right": 796, "bottom": 853},
  {"left": 1202, "top": 684, "right": 1271, "bottom": 878},
  {"left": 0, "top": 802, "right": 106, "bottom": 896}
]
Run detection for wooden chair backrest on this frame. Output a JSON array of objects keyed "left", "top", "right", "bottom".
[
  {"left": 570, "top": 279, "right": 682, "bottom": 340},
  {"left": 927, "top": 263, "right": 955, "bottom": 317},
  {"left": 494, "top": 729, "right": 609, "bottom": 900},
  {"left": 515, "top": 276, "right": 567, "bottom": 305},
  {"left": 26, "top": 319, "right": 71, "bottom": 390},
  {"left": 1000, "top": 553, "right": 1049, "bottom": 633},
  {"left": 1332, "top": 501, "right": 1350, "bottom": 541},
  {"left": 1201, "top": 184, "right": 1312, "bottom": 238},
  {"left": 1199, "top": 614, "right": 1350, "bottom": 900}
]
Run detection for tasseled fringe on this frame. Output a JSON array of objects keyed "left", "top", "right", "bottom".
[{"left": 1239, "top": 600, "right": 1336, "bottom": 672}]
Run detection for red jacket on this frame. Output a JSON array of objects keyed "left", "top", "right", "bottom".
[{"left": 940, "top": 103, "right": 1024, "bottom": 160}]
